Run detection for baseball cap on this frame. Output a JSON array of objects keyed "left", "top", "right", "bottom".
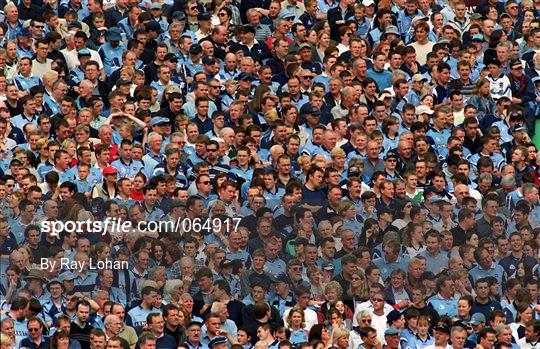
[
  {"left": 146, "top": 20, "right": 163, "bottom": 34},
  {"left": 299, "top": 42, "right": 312, "bottom": 51},
  {"left": 78, "top": 48, "right": 92, "bottom": 56},
  {"left": 209, "top": 337, "right": 227, "bottom": 348},
  {"left": 236, "top": 72, "right": 255, "bottom": 81},
  {"left": 116, "top": 78, "right": 131, "bottom": 86},
  {"left": 189, "top": 44, "right": 203, "bottom": 55},
  {"left": 412, "top": 74, "right": 427, "bottom": 82},
  {"left": 416, "top": 105, "right": 434, "bottom": 115},
  {"left": 150, "top": 117, "right": 171, "bottom": 126},
  {"left": 17, "top": 28, "right": 31, "bottom": 38},
  {"left": 172, "top": 11, "right": 186, "bottom": 21},
  {"left": 433, "top": 323, "right": 451, "bottom": 334},
  {"left": 511, "top": 125, "right": 526, "bottom": 133},
  {"left": 469, "top": 313, "right": 486, "bottom": 326},
  {"left": 510, "top": 59, "right": 523, "bottom": 69},
  {"left": 220, "top": 259, "right": 234, "bottom": 269},
  {"left": 302, "top": 103, "right": 321, "bottom": 116},
  {"left": 291, "top": 237, "right": 309, "bottom": 245},
  {"left": 102, "top": 166, "right": 118, "bottom": 176},
  {"left": 384, "top": 328, "right": 400, "bottom": 336},
  {"left": 386, "top": 310, "right": 402, "bottom": 324},
  {"left": 383, "top": 25, "right": 399, "bottom": 36},
  {"left": 164, "top": 53, "right": 178, "bottom": 63},
  {"left": 107, "top": 27, "right": 122, "bottom": 41},
  {"left": 470, "top": 13, "right": 483, "bottom": 20},
  {"left": 151, "top": 2, "right": 162, "bottom": 9},
  {"left": 242, "top": 24, "right": 256, "bottom": 34},
  {"left": 362, "top": 0, "right": 375, "bottom": 6},
  {"left": 278, "top": 11, "right": 295, "bottom": 20},
  {"left": 198, "top": 11, "right": 212, "bottom": 21},
  {"left": 202, "top": 56, "right": 218, "bottom": 65},
  {"left": 471, "top": 34, "right": 484, "bottom": 42}
]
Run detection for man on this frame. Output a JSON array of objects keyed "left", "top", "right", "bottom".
[
  {"left": 71, "top": 300, "right": 94, "bottom": 349},
  {"left": 126, "top": 286, "right": 161, "bottom": 330},
  {"left": 31, "top": 39, "right": 53, "bottom": 78},
  {"left": 477, "top": 328, "right": 497, "bottom": 349},
  {"left": 282, "top": 286, "right": 318, "bottom": 330},
  {"left": 516, "top": 320, "right": 540, "bottom": 349},
  {"left": 419, "top": 231, "right": 449, "bottom": 274},
  {"left": 185, "top": 321, "right": 204, "bottom": 349},
  {"left": 137, "top": 333, "right": 157, "bottom": 349},
  {"left": 469, "top": 247, "right": 505, "bottom": 292},
  {"left": 19, "top": 317, "right": 50, "bottom": 349},
  {"left": 470, "top": 278, "right": 502, "bottom": 319},
  {"left": 427, "top": 275, "right": 458, "bottom": 318},
  {"left": 366, "top": 51, "right": 392, "bottom": 91},
  {"left": 147, "top": 313, "right": 176, "bottom": 349}
]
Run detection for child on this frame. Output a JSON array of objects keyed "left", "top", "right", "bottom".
[
  {"left": 76, "top": 164, "right": 93, "bottom": 197},
  {"left": 407, "top": 315, "right": 434, "bottom": 349}
]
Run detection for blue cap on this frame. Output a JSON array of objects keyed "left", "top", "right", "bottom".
[
  {"left": 17, "top": 28, "right": 31, "bottom": 38},
  {"left": 385, "top": 328, "right": 400, "bottom": 336},
  {"left": 469, "top": 313, "right": 486, "bottom": 326},
  {"left": 151, "top": 117, "right": 171, "bottom": 126},
  {"left": 60, "top": 271, "right": 77, "bottom": 282},
  {"left": 151, "top": 2, "right": 162, "bottom": 9},
  {"left": 197, "top": 11, "right": 212, "bottom": 21},
  {"left": 209, "top": 336, "right": 227, "bottom": 348},
  {"left": 146, "top": 20, "right": 163, "bottom": 34},
  {"left": 278, "top": 11, "right": 295, "bottom": 20},
  {"left": 472, "top": 34, "right": 484, "bottom": 42},
  {"left": 107, "top": 27, "right": 122, "bottom": 41},
  {"left": 78, "top": 48, "right": 91, "bottom": 56}
]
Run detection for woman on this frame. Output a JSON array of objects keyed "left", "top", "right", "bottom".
[
  {"left": 358, "top": 218, "right": 382, "bottom": 250},
  {"left": 1, "top": 264, "right": 22, "bottom": 304},
  {"left": 130, "top": 172, "right": 147, "bottom": 201},
  {"left": 308, "top": 324, "right": 332, "bottom": 349},
  {"left": 510, "top": 302, "right": 533, "bottom": 340},
  {"left": 61, "top": 139, "right": 77, "bottom": 167},
  {"left": 402, "top": 223, "right": 426, "bottom": 258},
  {"left": 287, "top": 307, "right": 309, "bottom": 344},
  {"left": 454, "top": 295, "right": 473, "bottom": 322},
  {"left": 50, "top": 329, "right": 70, "bottom": 349},
  {"left": 329, "top": 301, "right": 353, "bottom": 329},
  {"left": 365, "top": 265, "right": 382, "bottom": 286},
  {"left": 331, "top": 328, "right": 349, "bottom": 349},
  {"left": 90, "top": 242, "right": 111, "bottom": 263},
  {"left": 515, "top": 261, "right": 535, "bottom": 286},
  {"left": 315, "top": 31, "right": 332, "bottom": 63},
  {"left": 336, "top": 27, "right": 352, "bottom": 55},
  {"left": 469, "top": 78, "right": 496, "bottom": 121},
  {"left": 317, "top": 282, "right": 344, "bottom": 324},
  {"left": 151, "top": 240, "right": 166, "bottom": 267},
  {"left": 339, "top": 201, "right": 362, "bottom": 236},
  {"left": 163, "top": 279, "right": 184, "bottom": 306},
  {"left": 343, "top": 270, "right": 369, "bottom": 311}
]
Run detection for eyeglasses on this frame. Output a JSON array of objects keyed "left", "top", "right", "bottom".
[
  {"left": 218, "top": 12, "right": 227, "bottom": 17},
  {"left": 361, "top": 319, "right": 372, "bottom": 323},
  {"left": 28, "top": 328, "right": 40, "bottom": 332},
  {"left": 386, "top": 159, "right": 397, "bottom": 162}
]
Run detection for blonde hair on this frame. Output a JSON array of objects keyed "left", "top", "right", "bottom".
[{"left": 286, "top": 307, "right": 306, "bottom": 328}]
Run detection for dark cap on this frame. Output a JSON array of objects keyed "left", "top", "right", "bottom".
[
  {"left": 164, "top": 53, "right": 178, "bottom": 63},
  {"left": 487, "top": 58, "right": 501, "bottom": 66},
  {"left": 499, "top": 12, "right": 511, "bottom": 21},
  {"left": 198, "top": 11, "right": 212, "bottom": 21},
  {"left": 291, "top": 237, "right": 309, "bottom": 245},
  {"left": 220, "top": 259, "right": 234, "bottom": 269},
  {"left": 116, "top": 78, "right": 131, "bottom": 86},
  {"left": 510, "top": 59, "right": 523, "bottom": 69},
  {"left": 384, "top": 153, "right": 398, "bottom": 161},
  {"left": 302, "top": 103, "right": 321, "bottom": 116},
  {"left": 186, "top": 321, "right": 203, "bottom": 328},
  {"left": 386, "top": 310, "right": 402, "bottom": 324},
  {"left": 242, "top": 24, "right": 256, "bottom": 34},
  {"left": 170, "top": 200, "right": 186, "bottom": 209},
  {"left": 511, "top": 125, "right": 526, "bottom": 133},
  {"left": 322, "top": 263, "right": 335, "bottom": 273},
  {"left": 378, "top": 206, "right": 394, "bottom": 216},
  {"left": 236, "top": 72, "right": 255, "bottom": 81},
  {"left": 172, "top": 11, "right": 186, "bottom": 21},
  {"left": 17, "top": 28, "right": 31, "bottom": 38},
  {"left": 274, "top": 274, "right": 291, "bottom": 284},
  {"left": 209, "top": 336, "right": 227, "bottom": 348},
  {"left": 202, "top": 56, "right": 218, "bottom": 65},
  {"left": 146, "top": 20, "right": 163, "bottom": 34},
  {"left": 420, "top": 271, "right": 437, "bottom": 280},
  {"left": 67, "top": 21, "right": 83, "bottom": 30},
  {"left": 189, "top": 44, "right": 203, "bottom": 55},
  {"left": 433, "top": 323, "right": 451, "bottom": 334}
]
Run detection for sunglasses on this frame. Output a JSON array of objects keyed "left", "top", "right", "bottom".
[
  {"left": 218, "top": 13, "right": 227, "bottom": 16},
  {"left": 371, "top": 298, "right": 384, "bottom": 302},
  {"left": 207, "top": 148, "right": 218, "bottom": 152},
  {"left": 201, "top": 181, "right": 211, "bottom": 184},
  {"left": 28, "top": 328, "right": 41, "bottom": 332}
]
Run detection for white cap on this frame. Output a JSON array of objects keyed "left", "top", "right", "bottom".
[
  {"left": 362, "top": 0, "right": 375, "bottom": 6},
  {"left": 416, "top": 105, "right": 434, "bottom": 115}
]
